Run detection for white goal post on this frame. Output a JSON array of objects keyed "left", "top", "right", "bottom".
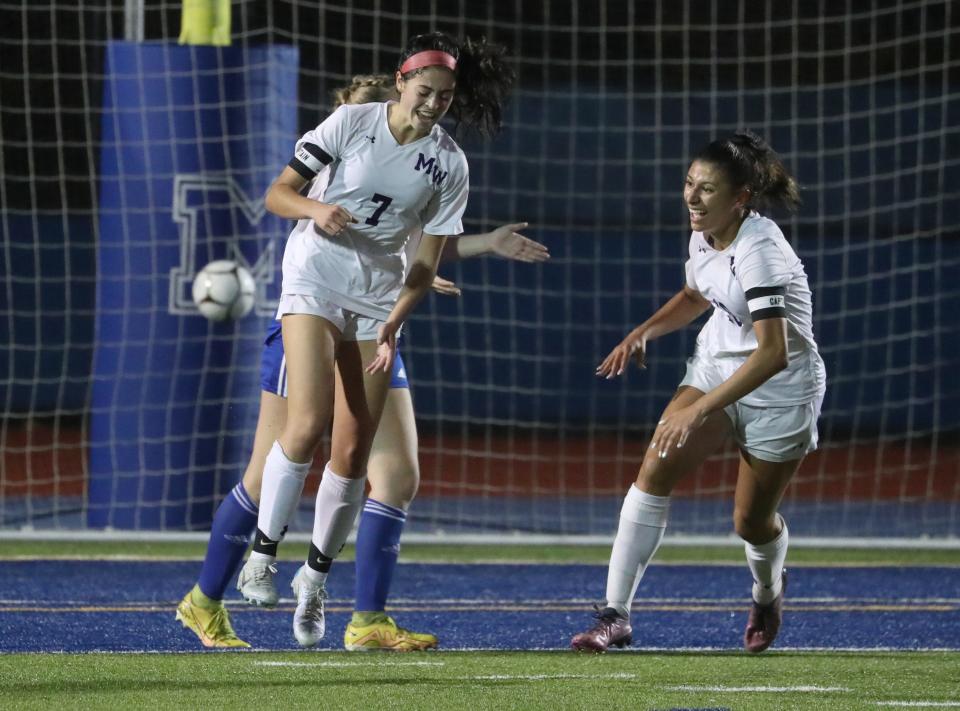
[{"left": 1, "top": 1, "right": 957, "bottom": 547}]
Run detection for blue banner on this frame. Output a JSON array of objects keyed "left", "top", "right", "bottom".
[{"left": 89, "top": 41, "right": 297, "bottom": 529}]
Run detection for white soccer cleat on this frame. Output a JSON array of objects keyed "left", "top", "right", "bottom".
[
  {"left": 236, "top": 559, "right": 279, "bottom": 608},
  {"left": 291, "top": 564, "right": 328, "bottom": 648}
]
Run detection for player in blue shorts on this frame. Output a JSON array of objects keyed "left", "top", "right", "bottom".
[{"left": 175, "top": 71, "right": 548, "bottom": 650}]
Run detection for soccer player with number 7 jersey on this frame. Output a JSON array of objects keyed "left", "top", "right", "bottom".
[
  {"left": 573, "top": 131, "right": 826, "bottom": 654},
  {"left": 232, "top": 32, "right": 514, "bottom": 648},
  {"left": 175, "top": 70, "right": 547, "bottom": 651}
]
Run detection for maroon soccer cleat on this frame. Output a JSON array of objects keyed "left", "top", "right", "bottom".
[
  {"left": 570, "top": 605, "right": 633, "bottom": 653},
  {"left": 743, "top": 570, "right": 788, "bottom": 653}
]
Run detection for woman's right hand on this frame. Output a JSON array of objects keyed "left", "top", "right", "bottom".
[
  {"left": 596, "top": 328, "right": 648, "bottom": 378},
  {"left": 365, "top": 320, "right": 400, "bottom": 375},
  {"left": 312, "top": 203, "right": 357, "bottom": 235}
]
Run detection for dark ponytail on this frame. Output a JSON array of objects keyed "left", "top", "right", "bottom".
[
  {"left": 398, "top": 31, "right": 515, "bottom": 139},
  {"left": 696, "top": 130, "right": 801, "bottom": 213}
]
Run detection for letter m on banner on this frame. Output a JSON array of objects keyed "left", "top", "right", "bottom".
[{"left": 169, "top": 173, "right": 284, "bottom": 316}]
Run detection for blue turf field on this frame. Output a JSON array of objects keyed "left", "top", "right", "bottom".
[{"left": 1, "top": 561, "right": 958, "bottom": 653}]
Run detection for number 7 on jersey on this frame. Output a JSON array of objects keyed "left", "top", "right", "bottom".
[{"left": 365, "top": 193, "right": 393, "bottom": 226}]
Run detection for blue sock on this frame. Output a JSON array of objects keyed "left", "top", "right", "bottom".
[
  {"left": 197, "top": 483, "right": 258, "bottom": 601},
  {"left": 354, "top": 498, "right": 406, "bottom": 612}
]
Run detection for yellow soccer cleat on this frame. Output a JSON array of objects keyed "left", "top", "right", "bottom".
[
  {"left": 344, "top": 614, "right": 438, "bottom": 652},
  {"left": 176, "top": 585, "right": 251, "bottom": 649}
]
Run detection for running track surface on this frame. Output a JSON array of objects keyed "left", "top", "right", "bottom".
[{"left": 1, "top": 562, "right": 958, "bottom": 653}]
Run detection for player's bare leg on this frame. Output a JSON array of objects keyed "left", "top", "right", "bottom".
[
  {"left": 367, "top": 388, "right": 419, "bottom": 510},
  {"left": 735, "top": 451, "right": 802, "bottom": 653},
  {"left": 572, "top": 387, "right": 732, "bottom": 652},
  {"left": 293, "top": 338, "right": 392, "bottom": 647},
  {"left": 239, "top": 315, "right": 338, "bottom": 608}
]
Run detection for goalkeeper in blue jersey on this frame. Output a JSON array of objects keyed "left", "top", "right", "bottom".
[{"left": 176, "top": 70, "right": 548, "bottom": 650}]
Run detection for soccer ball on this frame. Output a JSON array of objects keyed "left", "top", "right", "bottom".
[{"left": 191, "top": 260, "right": 256, "bottom": 322}]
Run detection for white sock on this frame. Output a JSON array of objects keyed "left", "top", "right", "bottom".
[
  {"left": 311, "top": 462, "right": 367, "bottom": 559},
  {"left": 744, "top": 514, "right": 789, "bottom": 604},
  {"left": 252, "top": 441, "right": 311, "bottom": 562},
  {"left": 604, "top": 485, "right": 670, "bottom": 617},
  {"left": 302, "top": 567, "right": 328, "bottom": 586}
]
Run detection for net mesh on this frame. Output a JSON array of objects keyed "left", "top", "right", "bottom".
[{"left": 1, "top": 0, "right": 958, "bottom": 539}]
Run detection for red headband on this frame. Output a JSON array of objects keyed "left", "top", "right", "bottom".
[{"left": 400, "top": 50, "right": 457, "bottom": 75}]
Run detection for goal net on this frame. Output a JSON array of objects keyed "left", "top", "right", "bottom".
[{"left": 1, "top": 0, "right": 958, "bottom": 543}]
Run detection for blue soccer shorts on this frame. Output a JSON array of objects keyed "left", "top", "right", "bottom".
[{"left": 259, "top": 321, "right": 408, "bottom": 397}]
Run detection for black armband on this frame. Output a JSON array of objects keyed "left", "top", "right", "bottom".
[
  {"left": 288, "top": 142, "right": 333, "bottom": 179},
  {"left": 745, "top": 286, "right": 787, "bottom": 321}
]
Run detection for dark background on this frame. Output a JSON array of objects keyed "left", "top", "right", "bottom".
[{"left": 1, "top": 0, "right": 958, "bottom": 444}]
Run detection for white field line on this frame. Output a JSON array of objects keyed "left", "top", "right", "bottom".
[
  {"left": 403, "top": 646, "right": 960, "bottom": 653},
  {"left": 380, "top": 596, "right": 960, "bottom": 605},
  {"left": 2, "top": 553, "right": 959, "bottom": 569},
  {"left": 754, "top": 647, "right": 959, "bottom": 653},
  {"left": 667, "top": 685, "right": 850, "bottom": 693},
  {"left": 875, "top": 703, "right": 960, "bottom": 707},
  {"left": 245, "top": 596, "right": 960, "bottom": 608},
  {"left": 4, "top": 530, "right": 960, "bottom": 550},
  {"left": 253, "top": 660, "right": 445, "bottom": 668},
  {"left": 467, "top": 673, "right": 639, "bottom": 681}
]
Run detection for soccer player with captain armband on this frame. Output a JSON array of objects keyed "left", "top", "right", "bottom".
[
  {"left": 176, "top": 43, "right": 546, "bottom": 650},
  {"left": 572, "top": 130, "right": 826, "bottom": 654}
]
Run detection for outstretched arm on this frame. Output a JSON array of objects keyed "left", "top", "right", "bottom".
[
  {"left": 432, "top": 222, "right": 548, "bottom": 297},
  {"left": 440, "top": 222, "right": 549, "bottom": 263},
  {"left": 596, "top": 286, "right": 710, "bottom": 378}
]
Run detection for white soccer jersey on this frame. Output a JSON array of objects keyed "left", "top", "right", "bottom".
[
  {"left": 280, "top": 101, "right": 469, "bottom": 320},
  {"left": 684, "top": 212, "right": 827, "bottom": 406}
]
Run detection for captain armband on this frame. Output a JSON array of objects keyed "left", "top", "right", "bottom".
[
  {"left": 288, "top": 142, "right": 333, "bottom": 179},
  {"left": 745, "top": 286, "right": 787, "bottom": 321}
]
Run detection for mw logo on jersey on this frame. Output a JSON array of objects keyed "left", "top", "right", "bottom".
[{"left": 415, "top": 153, "right": 448, "bottom": 186}]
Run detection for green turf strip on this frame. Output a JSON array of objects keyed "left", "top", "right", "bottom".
[
  {"left": 2, "top": 539, "right": 958, "bottom": 565},
  {"left": 0, "top": 651, "right": 957, "bottom": 711}
]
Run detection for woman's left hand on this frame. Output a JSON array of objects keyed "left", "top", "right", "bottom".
[
  {"left": 651, "top": 404, "right": 708, "bottom": 458},
  {"left": 365, "top": 321, "right": 400, "bottom": 374}
]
